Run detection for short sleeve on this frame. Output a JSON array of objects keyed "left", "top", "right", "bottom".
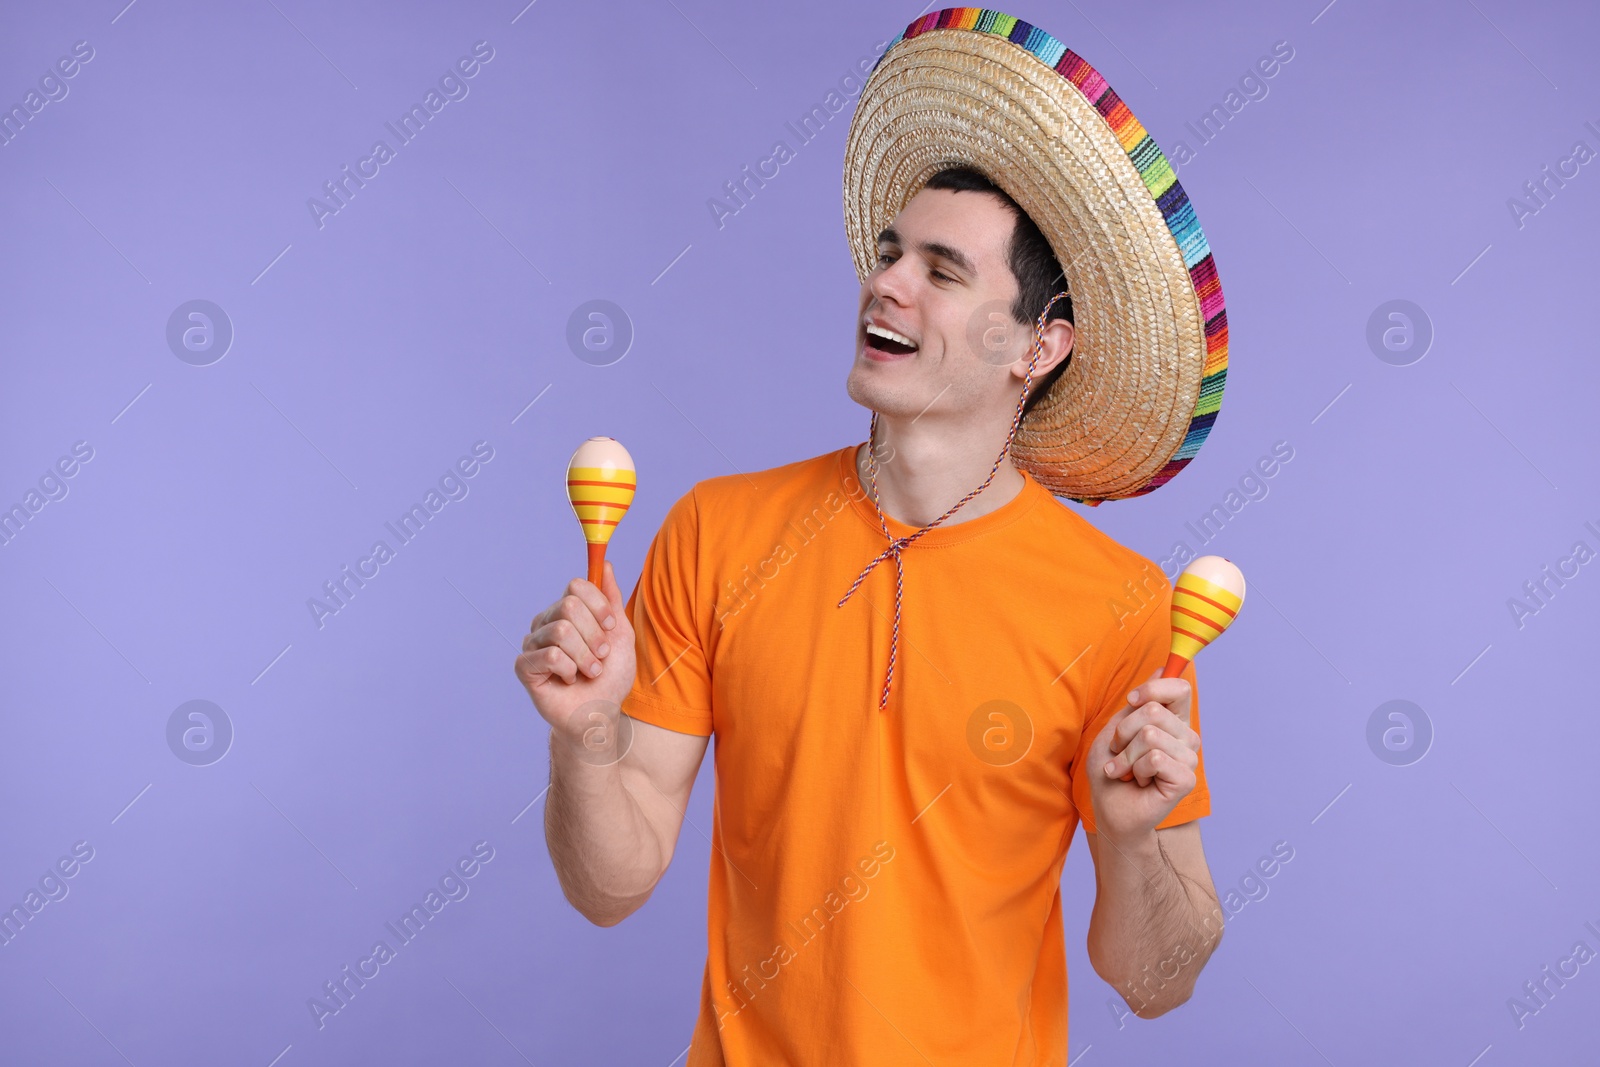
[
  {"left": 620, "top": 487, "right": 715, "bottom": 736},
  {"left": 1070, "top": 588, "right": 1211, "bottom": 835}
]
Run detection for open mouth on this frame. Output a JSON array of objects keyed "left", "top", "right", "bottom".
[{"left": 865, "top": 324, "right": 919, "bottom": 358}]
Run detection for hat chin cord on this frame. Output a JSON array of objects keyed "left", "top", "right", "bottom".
[{"left": 838, "top": 290, "right": 1072, "bottom": 711}]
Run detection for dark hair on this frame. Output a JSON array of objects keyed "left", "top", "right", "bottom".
[{"left": 922, "top": 166, "right": 1073, "bottom": 417}]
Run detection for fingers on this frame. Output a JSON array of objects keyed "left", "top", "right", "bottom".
[
  {"left": 514, "top": 645, "right": 580, "bottom": 688},
  {"left": 1123, "top": 745, "right": 1197, "bottom": 792},
  {"left": 1110, "top": 710, "right": 1199, "bottom": 760},
  {"left": 524, "top": 585, "right": 613, "bottom": 681},
  {"left": 530, "top": 615, "right": 607, "bottom": 678},
  {"left": 1109, "top": 689, "right": 1199, "bottom": 758},
  {"left": 516, "top": 566, "right": 631, "bottom": 703},
  {"left": 565, "top": 573, "right": 617, "bottom": 633},
  {"left": 1125, "top": 676, "right": 1191, "bottom": 719},
  {"left": 1105, "top": 721, "right": 1199, "bottom": 782}
]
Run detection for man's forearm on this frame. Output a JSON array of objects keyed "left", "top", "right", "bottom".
[
  {"left": 544, "top": 733, "right": 667, "bottom": 926},
  {"left": 1086, "top": 830, "right": 1223, "bottom": 1016}
]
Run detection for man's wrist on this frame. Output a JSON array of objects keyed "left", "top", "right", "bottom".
[
  {"left": 549, "top": 713, "right": 634, "bottom": 778},
  {"left": 1096, "top": 825, "right": 1164, "bottom": 869}
]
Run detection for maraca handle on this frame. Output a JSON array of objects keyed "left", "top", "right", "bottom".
[{"left": 586, "top": 543, "right": 606, "bottom": 588}]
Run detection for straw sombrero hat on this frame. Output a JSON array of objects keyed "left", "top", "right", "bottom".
[{"left": 842, "top": 7, "right": 1228, "bottom": 506}]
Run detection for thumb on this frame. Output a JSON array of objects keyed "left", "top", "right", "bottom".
[
  {"left": 1128, "top": 667, "right": 1162, "bottom": 705},
  {"left": 601, "top": 559, "right": 626, "bottom": 615}
]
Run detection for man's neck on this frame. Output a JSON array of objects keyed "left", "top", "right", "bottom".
[{"left": 854, "top": 413, "right": 1026, "bottom": 529}]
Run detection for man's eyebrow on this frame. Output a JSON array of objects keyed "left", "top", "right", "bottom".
[{"left": 876, "top": 227, "right": 978, "bottom": 278}]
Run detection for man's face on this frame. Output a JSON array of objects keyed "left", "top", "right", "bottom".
[{"left": 847, "top": 187, "right": 1041, "bottom": 421}]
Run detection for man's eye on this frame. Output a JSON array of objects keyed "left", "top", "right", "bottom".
[{"left": 874, "top": 252, "right": 954, "bottom": 283}]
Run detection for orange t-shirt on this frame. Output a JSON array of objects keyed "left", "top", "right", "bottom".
[{"left": 621, "top": 443, "right": 1210, "bottom": 1066}]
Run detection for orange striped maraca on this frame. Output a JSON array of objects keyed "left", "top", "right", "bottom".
[
  {"left": 566, "top": 436, "right": 636, "bottom": 586},
  {"left": 1163, "top": 555, "right": 1246, "bottom": 678}
]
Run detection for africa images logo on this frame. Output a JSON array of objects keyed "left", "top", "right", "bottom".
[
  {"left": 715, "top": 841, "right": 896, "bottom": 1029},
  {"left": 306, "top": 841, "right": 495, "bottom": 1029},
  {"left": 306, "top": 41, "right": 495, "bottom": 229},
  {"left": 306, "top": 441, "right": 494, "bottom": 629}
]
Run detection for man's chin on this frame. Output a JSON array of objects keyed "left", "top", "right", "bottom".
[
  {"left": 844, "top": 375, "right": 918, "bottom": 420},
  {"left": 843, "top": 370, "right": 888, "bottom": 412}
]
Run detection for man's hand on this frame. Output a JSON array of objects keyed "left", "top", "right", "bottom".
[
  {"left": 514, "top": 560, "right": 638, "bottom": 756},
  {"left": 1086, "top": 669, "right": 1201, "bottom": 841}
]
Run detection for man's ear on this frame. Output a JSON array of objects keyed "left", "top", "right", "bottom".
[{"left": 1010, "top": 317, "right": 1075, "bottom": 383}]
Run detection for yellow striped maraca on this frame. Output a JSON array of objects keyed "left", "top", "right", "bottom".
[
  {"left": 566, "top": 436, "right": 636, "bottom": 586},
  {"left": 1163, "top": 555, "right": 1246, "bottom": 678},
  {"left": 1114, "top": 555, "right": 1245, "bottom": 782}
]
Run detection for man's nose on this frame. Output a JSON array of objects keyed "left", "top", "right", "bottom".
[{"left": 868, "top": 258, "right": 913, "bottom": 306}]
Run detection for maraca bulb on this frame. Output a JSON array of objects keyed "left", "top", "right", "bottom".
[
  {"left": 567, "top": 436, "right": 636, "bottom": 547},
  {"left": 1168, "top": 555, "right": 1246, "bottom": 670}
]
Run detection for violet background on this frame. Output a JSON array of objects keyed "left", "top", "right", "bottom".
[{"left": 2, "top": 1, "right": 1596, "bottom": 1064}]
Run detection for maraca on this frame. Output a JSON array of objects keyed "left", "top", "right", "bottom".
[
  {"left": 1163, "top": 555, "right": 1246, "bottom": 678},
  {"left": 1116, "top": 554, "right": 1245, "bottom": 782},
  {"left": 566, "top": 436, "right": 636, "bottom": 586}
]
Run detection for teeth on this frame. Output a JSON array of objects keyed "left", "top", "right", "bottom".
[{"left": 866, "top": 324, "right": 917, "bottom": 348}]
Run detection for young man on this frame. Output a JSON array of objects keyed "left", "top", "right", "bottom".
[{"left": 516, "top": 10, "right": 1231, "bottom": 1064}]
